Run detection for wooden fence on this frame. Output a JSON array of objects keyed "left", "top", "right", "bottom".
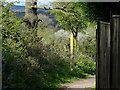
[{"left": 96, "top": 15, "right": 120, "bottom": 89}]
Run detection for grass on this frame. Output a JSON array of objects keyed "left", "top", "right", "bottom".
[
  {"left": 57, "top": 76, "right": 85, "bottom": 88},
  {"left": 58, "top": 74, "right": 95, "bottom": 88},
  {"left": 89, "top": 85, "right": 96, "bottom": 90}
]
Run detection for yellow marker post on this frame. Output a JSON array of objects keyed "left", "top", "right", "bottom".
[
  {"left": 70, "top": 33, "right": 74, "bottom": 71},
  {"left": 70, "top": 34, "right": 74, "bottom": 55}
]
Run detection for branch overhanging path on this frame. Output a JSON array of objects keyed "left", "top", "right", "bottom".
[{"left": 31, "top": 5, "right": 81, "bottom": 15}]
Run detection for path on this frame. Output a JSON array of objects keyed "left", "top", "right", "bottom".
[{"left": 60, "top": 75, "right": 95, "bottom": 89}]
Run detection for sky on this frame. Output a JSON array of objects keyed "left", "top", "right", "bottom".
[
  {"left": 5, "top": 0, "right": 120, "bottom": 6},
  {"left": 5, "top": 0, "right": 56, "bottom": 6}
]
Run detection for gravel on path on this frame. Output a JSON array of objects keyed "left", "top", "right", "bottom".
[{"left": 60, "top": 75, "right": 95, "bottom": 89}]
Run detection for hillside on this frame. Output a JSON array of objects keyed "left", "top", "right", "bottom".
[{"left": 10, "top": 5, "right": 58, "bottom": 27}]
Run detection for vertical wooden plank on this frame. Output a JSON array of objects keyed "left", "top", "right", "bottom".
[
  {"left": 99, "top": 22, "right": 105, "bottom": 88},
  {"left": 118, "top": 16, "right": 120, "bottom": 89},
  {"left": 96, "top": 22, "right": 100, "bottom": 89},
  {"left": 111, "top": 15, "right": 117, "bottom": 88},
  {"left": 96, "top": 21, "right": 110, "bottom": 89},
  {"left": 105, "top": 23, "right": 110, "bottom": 88},
  {"left": 111, "top": 15, "right": 120, "bottom": 89}
]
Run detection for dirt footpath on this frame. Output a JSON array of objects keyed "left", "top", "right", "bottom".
[{"left": 60, "top": 75, "right": 95, "bottom": 89}]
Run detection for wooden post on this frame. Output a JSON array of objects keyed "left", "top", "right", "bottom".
[
  {"left": 96, "top": 21, "right": 110, "bottom": 89},
  {"left": 70, "top": 33, "right": 74, "bottom": 58}
]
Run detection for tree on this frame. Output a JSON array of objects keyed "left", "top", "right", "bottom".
[
  {"left": 24, "top": 0, "right": 38, "bottom": 29},
  {"left": 31, "top": 2, "right": 88, "bottom": 42},
  {"left": 50, "top": 2, "right": 89, "bottom": 55},
  {"left": 24, "top": 0, "right": 43, "bottom": 37},
  {"left": 50, "top": 2, "right": 120, "bottom": 53},
  {"left": 52, "top": 2, "right": 87, "bottom": 36},
  {"left": 51, "top": 2, "right": 120, "bottom": 31}
]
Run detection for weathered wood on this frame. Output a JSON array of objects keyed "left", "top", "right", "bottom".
[
  {"left": 96, "top": 22, "right": 100, "bottom": 89},
  {"left": 110, "top": 15, "right": 120, "bottom": 88},
  {"left": 97, "top": 15, "right": 120, "bottom": 89},
  {"left": 96, "top": 21, "right": 110, "bottom": 89}
]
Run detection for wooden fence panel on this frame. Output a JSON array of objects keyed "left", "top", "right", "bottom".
[
  {"left": 110, "top": 15, "right": 120, "bottom": 88},
  {"left": 96, "top": 21, "right": 110, "bottom": 89},
  {"left": 97, "top": 15, "right": 120, "bottom": 89}
]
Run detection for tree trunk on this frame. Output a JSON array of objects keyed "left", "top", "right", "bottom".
[{"left": 24, "top": 0, "right": 38, "bottom": 29}]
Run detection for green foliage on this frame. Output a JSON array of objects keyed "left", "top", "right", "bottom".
[
  {"left": 82, "top": 37, "right": 96, "bottom": 58},
  {"left": 2, "top": 2, "right": 96, "bottom": 89},
  {"left": 74, "top": 60, "right": 96, "bottom": 75},
  {"left": 70, "top": 54, "right": 96, "bottom": 77},
  {"left": 52, "top": 2, "right": 120, "bottom": 23},
  {"left": 51, "top": 2, "right": 88, "bottom": 33}
]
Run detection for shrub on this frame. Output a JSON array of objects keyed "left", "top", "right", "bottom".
[{"left": 71, "top": 55, "right": 96, "bottom": 77}]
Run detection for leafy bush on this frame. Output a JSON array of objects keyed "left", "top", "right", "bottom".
[
  {"left": 71, "top": 55, "right": 96, "bottom": 77},
  {"left": 82, "top": 37, "right": 96, "bottom": 58},
  {"left": 74, "top": 60, "right": 96, "bottom": 75}
]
